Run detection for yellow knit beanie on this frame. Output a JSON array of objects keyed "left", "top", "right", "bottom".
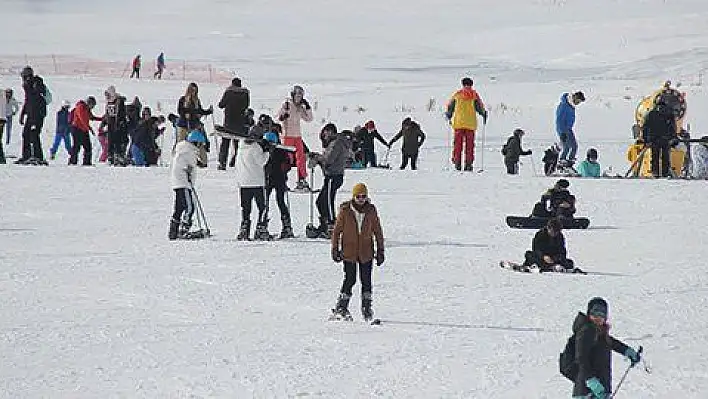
[{"left": 352, "top": 183, "right": 368, "bottom": 198}]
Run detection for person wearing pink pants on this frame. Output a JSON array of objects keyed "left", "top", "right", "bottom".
[
  {"left": 97, "top": 121, "right": 109, "bottom": 162},
  {"left": 277, "top": 85, "right": 313, "bottom": 190}
]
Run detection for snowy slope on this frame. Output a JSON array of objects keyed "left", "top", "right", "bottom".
[{"left": 2, "top": 0, "right": 708, "bottom": 398}]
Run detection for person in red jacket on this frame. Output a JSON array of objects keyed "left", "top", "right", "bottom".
[
  {"left": 69, "top": 96, "right": 101, "bottom": 165},
  {"left": 130, "top": 55, "right": 141, "bottom": 79}
]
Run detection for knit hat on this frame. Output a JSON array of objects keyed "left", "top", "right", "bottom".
[
  {"left": 365, "top": 120, "right": 375, "bottom": 130},
  {"left": 352, "top": 183, "right": 368, "bottom": 198},
  {"left": 587, "top": 297, "right": 608, "bottom": 319}
]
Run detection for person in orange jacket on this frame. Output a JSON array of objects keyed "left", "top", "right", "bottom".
[{"left": 446, "top": 77, "right": 487, "bottom": 171}]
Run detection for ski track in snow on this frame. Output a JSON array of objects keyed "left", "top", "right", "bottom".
[{"left": 2, "top": 0, "right": 708, "bottom": 397}]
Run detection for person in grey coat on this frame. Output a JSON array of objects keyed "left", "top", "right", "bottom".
[
  {"left": 388, "top": 117, "right": 425, "bottom": 170},
  {"left": 309, "top": 123, "right": 351, "bottom": 238}
]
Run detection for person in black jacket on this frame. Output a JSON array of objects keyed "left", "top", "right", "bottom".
[
  {"left": 532, "top": 179, "right": 576, "bottom": 219},
  {"left": 263, "top": 124, "right": 294, "bottom": 239},
  {"left": 502, "top": 128, "right": 532, "bottom": 174},
  {"left": 177, "top": 82, "right": 213, "bottom": 167},
  {"left": 130, "top": 107, "right": 162, "bottom": 166},
  {"left": 217, "top": 77, "right": 250, "bottom": 170},
  {"left": 521, "top": 218, "right": 576, "bottom": 272},
  {"left": 17, "top": 66, "right": 48, "bottom": 165},
  {"left": 102, "top": 86, "right": 129, "bottom": 166},
  {"left": 571, "top": 297, "right": 641, "bottom": 399},
  {"left": 388, "top": 117, "right": 425, "bottom": 170},
  {"left": 642, "top": 99, "right": 676, "bottom": 177},
  {"left": 356, "top": 120, "right": 389, "bottom": 167}
]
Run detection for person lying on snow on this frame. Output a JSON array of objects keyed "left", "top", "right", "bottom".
[
  {"left": 521, "top": 218, "right": 578, "bottom": 273},
  {"left": 532, "top": 178, "right": 576, "bottom": 219}
]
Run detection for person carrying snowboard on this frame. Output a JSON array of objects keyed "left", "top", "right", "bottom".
[
  {"left": 388, "top": 117, "right": 426, "bottom": 170},
  {"left": 330, "top": 183, "right": 385, "bottom": 321},
  {"left": 532, "top": 179, "right": 576, "bottom": 219},
  {"left": 569, "top": 297, "right": 642, "bottom": 399},
  {"left": 502, "top": 128, "right": 532, "bottom": 175},
  {"left": 518, "top": 218, "right": 577, "bottom": 273},
  {"left": 577, "top": 148, "right": 601, "bottom": 178},
  {"left": 169, "top": 130, "right": 206, "bottom": 240},
  {"left": 235, "top": 130, "right": 272, "bottom": 240}
]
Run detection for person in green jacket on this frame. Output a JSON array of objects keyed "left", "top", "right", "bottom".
[{"left": 576, "top": 148, "right": 601, "bottom": 178}]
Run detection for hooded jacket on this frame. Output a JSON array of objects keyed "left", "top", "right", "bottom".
[
  {"left": 218, "top": 85, "right": 250, "bottom": 132},
  {"left": 447, "top": 87, "right": 486, "bottom": 131},
  {"left": 331, "top": 200, "right": 384, "bottom": 263},
  {"left": 313, "top": 133, "right": 350, "bottom": 176},
  {"left": 503, "top": 131, "right": 532, "bottom": 163},
  {"left": 235, "top": 140, "right": 270, "bottom": 188},
  {"left": 20, "top": 75, "right": 48, "bottom": 122},
  {"left": 572, "top": 312, "right": 629, "bottom": 397},
  {"left": 555, "top": 93, "right": 576, "bottom": 136},
  {"left": 170, "top": 140, "right": 198, "bottom": 189},
  {"left": 389, "top": 121, "right": 426, "bottom": 155}
]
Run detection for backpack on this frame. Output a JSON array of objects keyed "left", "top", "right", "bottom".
[
  {"left": 43, "top": 86, "right": 53, "bottom": 105},
  {"left": 501, "top": 137, "right": 512, "bottom": 156},
  {"left": 559, "top": 334, "right": 578, "bottom": 381}
]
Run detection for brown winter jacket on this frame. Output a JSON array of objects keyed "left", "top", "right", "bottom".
[{"left": 331, "top": 200, "right": 384, "bottom": 263}]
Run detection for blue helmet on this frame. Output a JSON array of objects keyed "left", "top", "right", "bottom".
[
  {"left": 263, "top": 131, "right": 279, "bottom": 144},
  {"left": 186, "top": 130, "right": 207, "bottom": 144}
]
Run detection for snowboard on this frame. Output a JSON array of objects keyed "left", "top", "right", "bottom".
[
  {"left": 213, "top": 125, "right": 296, "bottom": 152},
  {"left": 499, "top": 260, "right": 587, "bottom": 274},
  {"left": 506, "top": 216, "right": 590, "bottom": 230}
]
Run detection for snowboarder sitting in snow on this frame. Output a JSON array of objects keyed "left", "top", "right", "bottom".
[
  {"left": 389, "top": 117, "right": 426, "bottom": 170},
  {"left": 330, "top": 183, "right": 385, "bottom": 321},
  {"left": 568, "top": 297, "right": 642, "bottom": 399},
  {"left": 532, "top": 179, "right": 576, "bottom": 219},
  {"left": 169, "top": 130, "right": 206, "bottom": 240},
  {"left": 235, "top": 128, "right": 272, "bottom": 241},
  {"left": 577, "top": 148, "right": 601, "bottom": 178},
  {"left": 502, "top": 128, "right": 532, "bottom": 174},
  {"left": 521, "top": 218, "right": 576, "bottom": 272}
]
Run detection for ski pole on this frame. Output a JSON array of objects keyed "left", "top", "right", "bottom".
[
  {"left": 477, "top": 122, "right": 486, "bottom": 173},
  {"left": 191, "top": 184, "right": 211, "bottom": 235},
  {"left": 610, "top": 346, "right": 643, "bottom": 398}
]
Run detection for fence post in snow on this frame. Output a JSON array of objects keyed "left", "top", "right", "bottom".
[
  {"left": 52, "top": 55, "right": 58, "bottom": 74},
  {"left": 208, "top": 64, "right": 213, "bottom": 83},
  {"left": 183, "top": 60, "right": 186, "bottom": 80}
]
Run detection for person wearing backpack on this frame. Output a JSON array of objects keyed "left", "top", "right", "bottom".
[
  {"left": 562, "top": 297, "right": 642, "bottom": 399},
  {"left": 502, "top": 128, "right": 532, "bottom": 174}
]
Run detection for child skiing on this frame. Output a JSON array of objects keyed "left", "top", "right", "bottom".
[
  {"left": 235, "top": 131, "right": 272, "bottom": 240},
  {"left": 263, "top": 124, "right": 294, "bottom": 239},
  {"left": 49, "top": 101, "right": 72, "bottom": 160},
  {"left": 577, "top": 148, "right": 601, "bottom": 177},
  {"left": 169, "top": 130, "right": 206, "bottom": 240},
  {"left": 501, "top": 128, "right": 532, "bottom": 174},
  {"left": 330, "top": 183, "right": 385, "bottom": 321},
  {"left": 568, "top": 297, "right": 641, "bottom": 398}
]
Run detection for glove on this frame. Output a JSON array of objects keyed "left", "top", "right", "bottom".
[
  {"left": 279, "top": 113, "right": 289, "bottom": 121},
  {"left": 301, "top": 99, "right": 311, "bottom": 110},
  {"left": 527, "top": 149, "right": 532, "bottom": 155},
  {"left": 332, "top": 248, "right": 343, "bottom": 263},
  {"left": 625, "top": 347, "right": 641, "bottom": 366},
  {"left": 376, "top": 251, "right": 385, "bottom": 266},
  {"left": 559, "top": 132, "right": 568, "bottom": 142},
  {"left": 586, "top": 377, "right": 607, "bottom": 399}
]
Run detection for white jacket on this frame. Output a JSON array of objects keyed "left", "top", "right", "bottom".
[
  {"left": 5, "top": 95, "right": 19, "bottom": 118},
  {"left": 236, "top": 140, "right": 270, "bottom": 187},
  {"left": 0, "top": 95, "right": 6, "bottom": 122},
  {"left": 170, "top": 141, "right": 198, "bottom": 189}
]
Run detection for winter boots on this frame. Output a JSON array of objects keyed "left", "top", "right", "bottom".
[
  {"left": 316, "top": 216, "right": 333, "bottom": 239},
  {"left": 464, "top": 162, "right": 473, "bottom": 172},
  {"left": 279, "top": 216, "right": 295, "bottom": 239},
  {"left": 362, "top": 292, "right": 373, "bottom": 321},
  {"left": 330, "top": 293, "right": 353, "bottom": 321},
  {"left": 253, "top": 220, "right": 273, "bottom": 241},
  {"left": 168, "top": 218, "right": 180, "bottom": 240},
  {"left": 295, "top": 179, "right": 311, "bottom": 191},
  {"left": 237, "top": 219, "right": 251, "bottom": 241}
]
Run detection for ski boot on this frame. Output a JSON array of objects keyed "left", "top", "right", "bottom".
[
  {"left": 168, "top": 218, "right": 180, "bottom": 240},
  {"left": 464, "top": 162, "right": 473, "bottom": 172},
  {"left": 279, "top": 216, "right": 295, "bottom": 239},
  {"left": 253, "top": 220, "right": 273, "bottom": 241},
  {"left": 361, "top": 292, "right": 374, "bottom": 321},
  {"left": 178, "top": 220, "right": 192, "bottom": 239},
  {"left": 236, "top": 219, "right": 251, "bottom": 241},
  {"left": 295, "top": 179, "right": 311, "bottom": 192},
  {"left": 329, "top": 293, "right": 353, "bottom": 321},
  {"left": 454, "top": 162, "right": 462, "bottom": 171}
]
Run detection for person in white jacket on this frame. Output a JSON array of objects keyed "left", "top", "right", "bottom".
[
  {"left": 4, "top": 88, "right": 20, "bottom": 146},
  {"left": 235, "top": 131, "right": 272, "bottom": 240},
  {"left": 0, "top": 90, "right": 7, "bottom": 163},
  {"left": 169, "top": 130, "right": 205, "bottom": 240}
]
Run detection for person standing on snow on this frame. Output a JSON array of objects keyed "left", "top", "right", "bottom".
[
  {"left": 68, "top": 96, "right": 100, "bottom": 166},
  {"left": 330, "top": 183, "right": 385, "bottom": 321},
  {"left": 502, "top": 128, "right": 532, "bottom": 175},
  {"left": 576, "top": 148, "right": 601, "bottom": 178},
  {"left": 570, "top": 297, "right": 641, "bottom": 399},
  {"left": 130, "top": 55, "right": 141, "bottom": 79},
  {"left": 102, "top": 85, "right": 129, "bottom": 165},
  {"left": 388, "top": 117, "right": 426, "bottom": 170},
  {"left": 0, "top": 90, "right": 7, "bottom": 163},
  {"left": 169, "top": 131, "right": 206, "bottom": 240},
  {"left": 235, "top": 131, "right": 272, "bottom": 241},
  {"left": 555, "top": 91, "right": 585, "bottom": 167},
  {"left": 355, "top": 120, "right": 389, "bottom": 167},
  {"left": 642, "top": 98, "right": 676, "bottom": 178},
  {"left": 17, "top": 66, "right": 49, "bottom": 165},
  {"left": 446, "top": 77, "right": 487, "bottom": 171},
  {"left": 49, "top": 100, "right": 72, "bottom": 160},
  {"left": 263, "top": 125, "right": 295, "bottom": 239},
  {"left": 277, "top": 85, "right": 314, "bottom": 190},
  {"left": 4, "top": 88, "right": 20, "bottom": 146},
  {"left": 154, "top": 52, "right": 165, "bottom": 79},
  {"left": 177, "top": 82, "right": 213, "bottom": 167},
  {"left": 217, "top": 77, "right": 250, "bottom": 170}
]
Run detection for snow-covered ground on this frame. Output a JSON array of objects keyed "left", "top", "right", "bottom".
[{"left": 2, "top": 0, "right": 708, "bottom": 397}]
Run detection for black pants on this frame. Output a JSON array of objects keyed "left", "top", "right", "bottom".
[
  {"left": 340, "top": 260, "right": 373, "bottom": 296},
  {"left": 218, "top": 138, "right": 239, "bottom": 167},
  {"left": 108, "top": 129, "right": 127, "bottom": 162},
  {"left": 363, "top": 147, "right": 377, "bottom": 167},
  {"left": 400, "top": 153, "right": 418, "bottom": 170},
  {"left": 21, "top": 118, "right": 45, "bottom": 161},
  {"left": 69, "top": 127, "right": 93, "bottom": 165},
  {"left": 267, "top": 186, "right": 290, "bottom": 221},
  {"left": 241, "top": 187, "right": 267, "bottom": 223},
  {"left": 130, "top": 68, "right": 140, "bottom": 78},
  {"left": 523, "top": 251, "right": 574, "bottom": 272},
  {"left": 505, "top": 160, "right": 519, "bottom": 175},
  {"left": 650, "top": 140, "right": 671, "bottom": 177},
  {"left": 0, "top": 120, "right": 5, "bottom": 163},
  {"left": 172, "top": 188, "right": 195, "bottom": 224},
  {"left": 316, "top": 174, "right": 344, "bottom": 225}
]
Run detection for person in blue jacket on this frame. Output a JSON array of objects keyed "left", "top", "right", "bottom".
[
  {"left": 50, "top": 100, "right": 72, "bottom": 160},
  {"left": 555, "top": 91, "right": 585, "bottom": 166},
  {"left": 576, "top": 148, "right": 601, "bottom": 177}
]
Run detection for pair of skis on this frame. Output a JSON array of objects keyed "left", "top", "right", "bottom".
[
  {"left": 328, "top": 311, "right": 381, "bottom": 325},
  {"left": 213, "top": 125, "right": 296, "bottom": 152}
]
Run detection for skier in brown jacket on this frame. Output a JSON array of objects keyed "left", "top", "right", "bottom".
[{"left": 330, "top": 183, "right": 385, "bottom": 321}]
